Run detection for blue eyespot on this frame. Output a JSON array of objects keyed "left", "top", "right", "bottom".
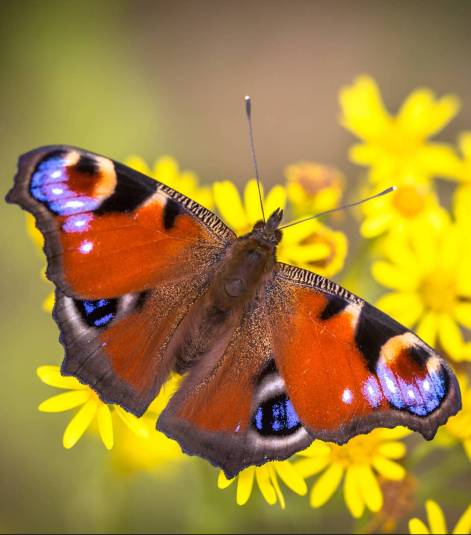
[
  {"left": 253, "top": 394, "right": 301, "bottom": 436},
  {"left": 74, "top": 298, "right": 118, "bottom": 329}
]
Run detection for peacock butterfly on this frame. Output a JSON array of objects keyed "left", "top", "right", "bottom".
[{"left": 6, "top": 99, "right": 461, "bottom": 477}]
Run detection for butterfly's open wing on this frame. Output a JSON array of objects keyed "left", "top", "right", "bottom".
[
  {"left": 268, "top": 263, "right": 461, "bottom": 443},
  {"left": 158, "top": 296, "right": 312, "bottom": 478},
  {"left": 158, "top": 261, "right": 461, "bottom": 478},
  {"left": 7, "top": 146, "right": 235, "bottom": 414}
]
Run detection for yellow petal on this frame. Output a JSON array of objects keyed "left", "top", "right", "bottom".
[
  {"left": 425, "top": 500, "right": 447, "bottom": 535},
  {"left": 356, "top": 465, "right": 383, "bottom": 513},
  {"left": 274, "top": 461, "right": 308, "bottom": 496},
  {"left": 454, "top": 303, "right": 471, "bottom": 330},
  {"left": 97, "top": 404, "right": 113, "bottom": 450},
  {"left": 299, "top": 441, "right": 332, "bottom": 457},
  {"left": 416, "top": 312, "right": 439, "bottom": 347},
  {"left": 459, "top": 131, "right": 471, "bottom": 159},
  {"left": 349, "top": 143, "right": 379, "bottom": 166},
  {"left": 398, "top": 89, "right": 459, "bottom": 139},
  {"left": 344, "top": 466, "right": 365, "bottom": 519},
  {"left": 124, "top": 155, "right": 152, "bottom": 175},
  {"left": 360, "top": 213, "right": 393, "bottom": 238},
  {"left": 265, "top": 185, "right": 287, "bottom": 218},
  {"left": 114, "top": 406, "right": 149, "bottom": 439},
  {"left": 310, "top": 462, "right": 344, "bottom": 508},
  {"left": 37, "top": 365, "right": 85, "bottom": 390},
  {"left": 372, "top": 261, "right": 419, "bottom": 291},
  {"left": 375, "top": 427, "right": 411, "bottom": 441},
  {"left": 376, "top": 441, "right": 407, "bottom": 460},
  {"left": 293, "top": 456, "right": 331, "bottom": 479},
  {"left": 254, "top": 466, "right": 276, "bottom": 505},
  {"left": 409, "top": 518, "right": 431, "bottom": 535},
  {"left": 283, "top": 243, "right": 331, "bottom": 262},
  {"left": 397, "top": 89, "right": 435, "bottom": 133},
  {"left": 154, "top": 155, "right": 179, "bottom": 184},
  {"left": 339, "top": 75, "right": 391, "bottom": 140},
  {"left": 213, "top": 181, "right": 249, "bottom": 233},
  {"left": 42, "top": 292, "right": 55, "bottom": 313},
  {"left": 236, "top": 467, "right": 256, "bottom": 506},
  {"left": 217, "top": 471, "right": 235, "bottom": 489},
  {"left": 375, "top": 292, "right": 424, "bottom": 328},
  {"left": 372, "top": 456, "right": 405, "bottom": 481},
  {"left": 453, "top": 505, "right": 471, "bottom": 535},
  {"left": 39, "top": 390, "right": 90, "bottom": 413},
  {"left": 438, "top": 314, "right": 464, "bottom": 359},
  {"left": 63, "top": 400, "right": 98, "bottom": 449},
  {"left": 268, "top": 465, "right": 285, "bottom": 509},
  {"left": 244, "top": 179, "right": 264, "bottom": 226}
]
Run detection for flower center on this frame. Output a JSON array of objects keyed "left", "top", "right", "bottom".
[
  {"left": 392, "top": 185, "right": 427, "bottom": 218},
  {"left": 420, "top": 272, "right": 457, "bottom": 313},
  {"left": 291, "top": 165, "right": 341, "bottom": 197}
]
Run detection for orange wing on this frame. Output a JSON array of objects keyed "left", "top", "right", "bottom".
[
  {"left": 7, "top": 146, "right": 235, "bottom": 414},
  {"left": 7, "top": 146, "right": 234, "bottom": 299},
  {"left": 268, "top": 263, "right": 461, "bottom": 442},
  {"left": 158, "top": 297, "right": 312, "bottom": 477}
]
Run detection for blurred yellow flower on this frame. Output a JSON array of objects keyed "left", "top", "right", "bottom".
[
  {"left": 409, "top": 500, "right": 471, "bottom": 534},
  {"left": 285, "top": 161, "right": 344, "bottom": 217},
  {"left": 125, "top": 154, "right": 214, "bottom": 209},
  {"left": 37, "top": 365, "right": 148, "bottom": 450},
  {"left": 339, "top": 75, "right": 460, "bottom": 184},
  {"left": 25, "top": 214, "right": 54, "bottom": 312},
  {"left": 217, "top": 461, "right": 307, "bottom": 509},
  {"left": 111, "top": 375, "right": 186, "bottom": 474},
  {"left": 213, "top": 178, "right": 286, "bottom": 235},
  {"left": 360, "top": 182, "right": 448, "bottom": 239},
  {"left": 277, "top": 219, "right": 348, "bottom": 277},
  {"left": 372, "top": 220, "right": 471, "bottom": 361},
  {"left": 439, "top": 374, "right": 471, "bottom": 461},
  {"left": 295, "top": 428, "right": 410, "bottom": 518}
]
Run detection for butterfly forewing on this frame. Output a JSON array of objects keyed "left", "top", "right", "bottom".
[{"left": 7, "top": 146, "right": 235, "bottom": 414}]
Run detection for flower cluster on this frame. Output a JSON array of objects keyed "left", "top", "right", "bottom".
[{"left": 31, "top": 75, "right": 471, "bottom": 531}]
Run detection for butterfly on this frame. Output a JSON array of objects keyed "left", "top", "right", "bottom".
[{"left": 6, "top": 127, "right": 461, "bottom": 478}]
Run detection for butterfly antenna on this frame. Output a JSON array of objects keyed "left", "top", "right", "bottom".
[
  {"left": 245, "top": 96, "right": 266, "bottom": 222},
  {"left": 279, "top": 186, "right": 397, "bottom": 230}
]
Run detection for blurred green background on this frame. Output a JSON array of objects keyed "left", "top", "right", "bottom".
[{"left": 1, "top": 1, "right": 471, "bottom": 533}]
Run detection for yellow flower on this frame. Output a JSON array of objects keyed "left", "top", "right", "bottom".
[
  {"left": 25, "top": 214, "right": 54, "bottom": 312},
  {"left": 277, "top": 219, "right": 348, "bottom": 277},
  {"left": 111, "top": 375, "right": 187, "bottom": 474},
  {"left": 217, "top": 461, "right": 307, "bottom": 509},
  {"left": 438, "top": 374, "right": 471, "bottom": 461},
  {"left": 372, "top": 220, "right": 471, "bottom": 361},
  {"left": 339, "top": 75, "right": 460, "bottom": 185},
  {"left": 409, "top": 500, "right": 471, "bottom": 534},
  {"left": 213, "top": 178, "right": 286, "bottom": 235},
  {"left": 213, "top": 178, "right": 348, "bottom": 276},
  {"left": 285, "top": 161, "right": 344, "bottom": 217},
  {"left": 125, "top": 154, "right": 214, "bottom": 209},
  {"left": 295, "top": 428, "right": 410, "bottom": 518},
  {"left": 37, "top": 365, "right": 148, "bottom": 449},
  {"left": 360, "top": 182, "right": 448, "bottom": 239}
]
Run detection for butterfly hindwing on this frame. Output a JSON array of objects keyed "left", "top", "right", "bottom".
[
  {"left": 7, "top": 145, "right": 235, "bottom": 414},
  {"left": 157, "top": 297, "right": 312, "bottom": 478},
  {"left": 268, "top": 263, "right": 461, "bottom": 442}
]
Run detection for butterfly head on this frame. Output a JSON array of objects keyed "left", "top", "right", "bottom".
[{"left": 251, "top": 208, "right": 283, "bottom": 248}]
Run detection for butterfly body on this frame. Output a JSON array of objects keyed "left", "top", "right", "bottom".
[{"left": 7, "top": 145, "right": 461, "bottom": 478}]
